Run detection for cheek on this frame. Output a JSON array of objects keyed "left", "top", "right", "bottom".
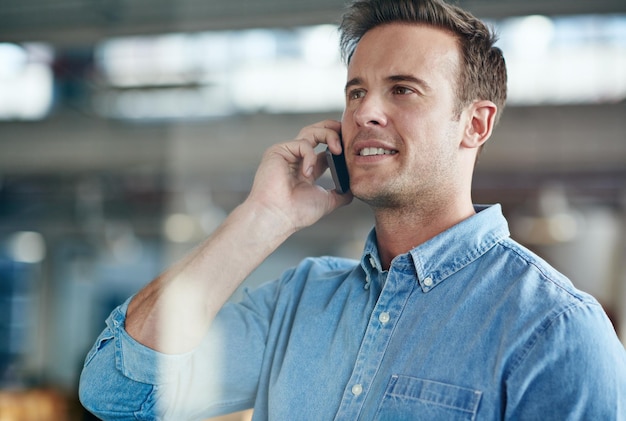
[
  {"left": 399, "top": 108, "right": 456, "bottom": 140},
  {"left": 402, "top": 122, "right": 458, "bottom": 165},
  {"left": 340, "top": 112, "right": 356, "bottom": 140},
  {"left": 341, "top": 105, "right": 355, "bottom": 124}
]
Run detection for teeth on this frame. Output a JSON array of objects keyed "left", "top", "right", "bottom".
[{"left": 359, "top": 147, "right": 396, "bottom": 156}]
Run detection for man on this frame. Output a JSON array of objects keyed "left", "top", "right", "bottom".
[{"left": 79, "top": 0, "right": 626, "bottom": 419}]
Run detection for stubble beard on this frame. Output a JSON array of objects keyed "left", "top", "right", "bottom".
[
  {"left": 354, "top": 175, "right": 434, "bottom": 215},
  {"left": 353, "top": 152, "right": 458, "bottom": 219}
]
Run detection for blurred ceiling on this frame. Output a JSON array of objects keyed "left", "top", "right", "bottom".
[
  {"left": 1, "top": 0, "right": 625, "bottom": 249},
  {"left": 2, "top": 0, "right": 626, "bottom": 45}
]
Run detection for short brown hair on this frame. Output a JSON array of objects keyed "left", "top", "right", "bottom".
[{"left": 339, "top": 0, "right": 507, "bottom": 123}]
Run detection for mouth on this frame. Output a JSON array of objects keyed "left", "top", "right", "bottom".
[{"left": 358, "top": 147, "right": 398, "bottom": 157}]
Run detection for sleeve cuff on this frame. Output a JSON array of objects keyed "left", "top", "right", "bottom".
[{"left": 109, "top": 296, "right": 196, "bottom": 385}]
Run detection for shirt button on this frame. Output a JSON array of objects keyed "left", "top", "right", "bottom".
[
  {"left": 369, "top": 256, "right": 376, "bottom": 268},
  {"left": 423, "top": 277, "right": 433, "bottom": 287},
  {"left": 379, "top": 312, "right": 390, "bottom": 324},
  {"left": 351, "top": 384, "right": 363, "bottom": 396}
]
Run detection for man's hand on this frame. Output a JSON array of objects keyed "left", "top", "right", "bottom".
[
  {"left": 125, "top": 120, "right": 352, "bottom": 354},
  {"left": 247, "top": 119, "right": 353, "bottom": 234}
]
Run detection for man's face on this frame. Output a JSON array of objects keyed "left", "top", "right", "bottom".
[{"left": 341, "top": 23, "right": 467, "bottom": 210}]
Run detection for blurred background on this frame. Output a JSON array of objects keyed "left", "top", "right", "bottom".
[{"left": 0, "top": 0, "right": 625, "bottom": 419}]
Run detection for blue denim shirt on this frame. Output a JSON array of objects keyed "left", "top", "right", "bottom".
[{"left": 80, "top": 204, "right": 626, "bottom": 420}]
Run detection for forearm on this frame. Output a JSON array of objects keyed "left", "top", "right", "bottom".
[
  {"left": 125, "top": 200, "right": 294, "bottom": 354},
  {"left": 125, "top": 120, "right": 349, "bottom": 354}
]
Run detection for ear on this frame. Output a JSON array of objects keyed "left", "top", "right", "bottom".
[{"left": 461, "top": 100, "right": 498, "bottom": 149}]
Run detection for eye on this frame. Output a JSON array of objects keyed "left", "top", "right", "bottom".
[
  {"left": 392, "top": 86, "right": 414, "bottom": 95},
  {"left": 347, "top": 89, "right": 366, "bottom": 100}
]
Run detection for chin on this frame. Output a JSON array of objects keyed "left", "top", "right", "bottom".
[{"left": 352, "top": 188, "right": 397, "bottom": 209}]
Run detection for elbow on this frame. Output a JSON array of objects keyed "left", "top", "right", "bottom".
[
  {"left": 78, "top": 337, "right": 154, "bottom": 420},
  {"left": 79, "top": 361, "right": 155, "bottom": 420}
]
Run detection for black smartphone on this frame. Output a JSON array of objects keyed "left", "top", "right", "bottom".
[{"left": 325, "top": 146, "right": 350, "bottom": 194}]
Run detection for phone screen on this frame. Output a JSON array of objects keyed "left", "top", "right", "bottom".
[{"left": 325, "top": 147, "right": 350, "bottom": 194}]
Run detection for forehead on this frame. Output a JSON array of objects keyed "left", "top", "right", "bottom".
[{"left": 347, "top": 23, "right": 461, "bottom": 82}]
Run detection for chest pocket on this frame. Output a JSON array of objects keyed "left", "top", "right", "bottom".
[{"left": 374, "top": 375, "right": 482, "bottom": 421}]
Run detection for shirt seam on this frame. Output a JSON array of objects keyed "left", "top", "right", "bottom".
[
  {"left": 499, "top": 239, "right": 589, "bottom": 302},
  {"left": 505, "top": 296, "right": 599, "bottom": 379},
  {"left": 498, "top": 239, "right": 595, "bottom": 377}
]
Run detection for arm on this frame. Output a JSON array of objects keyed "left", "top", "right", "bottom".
[{"left": 126, "top": 120, "right": 352, "bottom": 354}]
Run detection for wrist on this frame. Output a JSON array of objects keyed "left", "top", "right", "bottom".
[{"left": 232, "top": 198, "right": 298, "bottom": 243}]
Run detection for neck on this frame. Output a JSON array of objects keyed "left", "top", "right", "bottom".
[{"left": 373, "top": 199, "right": 476, "bottom": 270}]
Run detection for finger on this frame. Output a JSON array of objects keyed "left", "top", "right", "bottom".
[
  {"left": 296, "top": 120, "right": 342, "bottom": 153},
  {"left": 281, "top": 139, "right": 318, "bottom": 178},
  {"left": 296, "top": 119, "right": 341, "bottom": 139}
]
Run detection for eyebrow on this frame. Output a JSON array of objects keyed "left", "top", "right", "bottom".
[
  {"left": 344, "top": 77, "right": 363, "bottom": 94},
  {"left": 388, "top": 74, "right": 432, "bottom": 91},
  {"left": 344, "top": 74, "right": 432, "bottom": 93}
]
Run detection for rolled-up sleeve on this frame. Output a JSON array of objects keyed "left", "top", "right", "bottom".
[
  {"left": 79, "top": 285, "right": 274, "bottom": 420},
  {"left": 79, "top": 298, "right": 161, "bottom": 420}
]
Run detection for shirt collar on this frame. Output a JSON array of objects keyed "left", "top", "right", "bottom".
[{"left": 359, "top": 204, "right": 510, "bottom": 293}]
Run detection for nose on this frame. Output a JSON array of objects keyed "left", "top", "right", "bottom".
[{"left": 353, "top": 94, "right": 388, "bottom": 128}]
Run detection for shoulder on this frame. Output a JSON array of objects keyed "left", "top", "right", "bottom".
[
  {"left": 244, "top": 256, "right": 361, "bottom": 300},
  {"left": 300, "top": 255, "right": 361, "bottom": 273},
  {"left": 476, "top": 236, "right": 617, "bottom": 355},
  {"left": 278, "top": 255, "right": 360, "bottom": 280},
  {"left": 488, "top": 237, "right": 625, "bottom": 367},
  {"left": 493, "top": 236, "right": 594, "bottom": 305}
]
